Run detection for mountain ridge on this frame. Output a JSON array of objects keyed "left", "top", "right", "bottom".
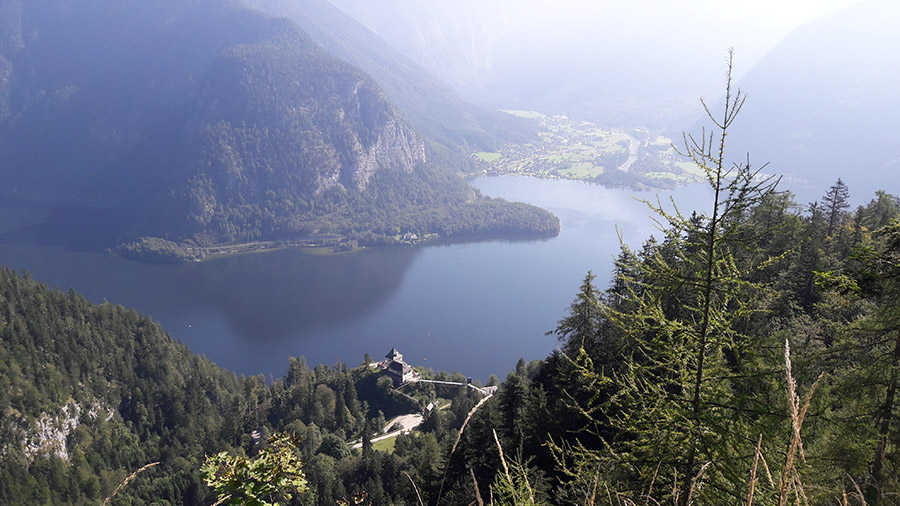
[
  {"left": 241, "top": 0, "right": 538, "bottom": 159},
  {"left": 0, "top": 0, "right": 558, "bottom": 261}
]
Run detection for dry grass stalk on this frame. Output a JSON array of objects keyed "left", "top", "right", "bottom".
[
  {"left": 211, "top": 495, "right": 233, "bottom": 506},
  {"left": 684, "top": 462, "right": 711, "bottom": 506},
  {"left": 784, "top": 338, "right": 803, "bottom": 460},
  {"left": 451, "top": 393, "right": 494, "bottom": 455},
  {"left": 493, "top": 429, "right": 513, "bottom": 486},
  {"left": 779, "top": 337, "right": 800, "bottom": 506},
  {"left": 748, "top": 434, "right": 763, "bottom": 506},
  {"left": 404, "top": 471, "right": 425, "bottom": 506},
  {"left": 102, "top": 461, "right": 160, "bottom": 505},
  {"left": 586, "top": 466, "right": 601, "bottom": 506},
  {"left": 604, "top": 484, "right": 632, "bottom": 506},
  {"left": 760, "top": 450, "right": 776, "bottom": 490},
  {"left": 672, "top": 468, "right": 679, "bottom": 505},
  {"left": 471, "top": 466, "right": 485, "bottom": 506},
  {"left": 791, "top": 468, "right": 809, "bottom": 506},
  {"left": 645, "top": 463, "right": 661, "bottom": 505},
  {"left": 438, "top": 393, "right": 494, "bottom": 505},
  {"left": 849, "top": 476, "right": 867, "bottom": 506},
  {"left": 778, "top": 338, "right": 822, "bottom": 506}
]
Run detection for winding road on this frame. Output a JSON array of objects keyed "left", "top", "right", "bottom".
[{"left": 617, "top": 131, "right": 640, "bottom": 173}]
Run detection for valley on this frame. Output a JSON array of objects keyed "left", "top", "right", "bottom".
[{"left": 471, "top": 111, "right": 704, "bottom": 189}]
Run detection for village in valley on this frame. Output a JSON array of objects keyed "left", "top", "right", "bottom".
[{"left": 471, "top": 110, "right": 706, "bottom": 188}]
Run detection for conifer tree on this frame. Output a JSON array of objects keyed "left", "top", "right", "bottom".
[
  {"left": 557, "top": 50, "right": 783, "bottom": 504},
  {"left": 861, "top": 222, "right": 900, "bottom": 503},
  {"left": 814, "top": 218, "right": 900, "bottom": 503},
  {"left": 547, "top": 271, "right": 602, "bottom": 356},
  {"left": 821, "top": 178, "right": 851, "bottom": 237}
]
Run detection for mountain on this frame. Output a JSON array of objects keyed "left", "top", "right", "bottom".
[
  {"left": 240, "top": 0, "right": 537, "bottom": 162},
  {"left": 723, "top": 0, "right": 900, "bottom": 201},
  {"left": 325, "top": 0, "right": 739, "bottom": 129},
  {"left": 0, "top": 0, "right": 558, "bottom": 261},
  {"left": 324, "top": 0, "right": 501, "bottom": 100}
]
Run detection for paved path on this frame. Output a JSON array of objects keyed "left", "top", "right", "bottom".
[
  {"left": 383, "top": 414, "right": 423, "bottom": 434},
  {"left": 352, "top": 414, "right": 423, "bottom": 449}
]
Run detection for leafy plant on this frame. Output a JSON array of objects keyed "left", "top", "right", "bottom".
[{"left": 201, "top": 432, "right": 308, "bottom": 506}]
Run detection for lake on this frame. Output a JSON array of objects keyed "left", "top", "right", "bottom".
[{"left": 0, "top": 177, "right": 713, "bottom": 381}]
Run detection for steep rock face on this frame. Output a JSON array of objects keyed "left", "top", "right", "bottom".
[
  {"left": 242, "top": 0, "right": 537, "bottom": 159},
  {"left": 151, "top": 30, "right": 427, "bottom": 242},
  {"left": 350, "top": 116, "right": 426, "bottom": 191},
  {"left": 15, "top": 401, "right": 111, "bottom": 462},
  {"left": 186, "top": 34, "right": 427, "bottom": 194}
]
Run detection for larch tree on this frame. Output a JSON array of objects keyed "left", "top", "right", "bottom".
[{"left": 559, "top": 50, "right": 785, "bottom": 504}]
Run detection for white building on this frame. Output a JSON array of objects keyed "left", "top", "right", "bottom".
[{"left": 384, "top": 347, "right": 416, "bottom": 385}]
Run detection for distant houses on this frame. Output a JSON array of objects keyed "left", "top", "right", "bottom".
[{"left": 382, "top": 347, "right": 417, "bottom": 386}]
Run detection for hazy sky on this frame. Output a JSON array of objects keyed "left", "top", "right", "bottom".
[
  {"left": 679, "top": 0, "right": 865, "bottom": 63},
  {"left": 333, "top": 0, "right": 867, "bottom": 89},
  {"left": 330, "top": 0, "right": 875, "bottom": 126},
  {"left": 491, "top": 0, "right": 868, "bottom": 78}
]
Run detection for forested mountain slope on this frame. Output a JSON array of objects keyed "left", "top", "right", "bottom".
[
  {"left": 0, "top": 265, "right": 474, "bottom": 505},
  {"left": 242, "top": 0, "right": 538, "bottom": 162},
  {"left": 0, "top": 266, "right": 247, "bottom": 504},
  {"left": 0, "top": 0, "right": 557, "bottom": 261}
]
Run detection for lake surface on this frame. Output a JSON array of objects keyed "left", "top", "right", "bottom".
[{"left": 0, "top": 177, "right": 712, "bottom": 381}]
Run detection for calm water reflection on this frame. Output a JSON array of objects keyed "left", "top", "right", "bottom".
[{"left": 0, "top": 177, "right": 712, "bottom": 380}]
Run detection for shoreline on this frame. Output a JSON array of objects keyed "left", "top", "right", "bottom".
[
  {"left": 116, "top": 227, "right": 561, "bottom": 264},
  {"left": 116, "top": 233, "right": 442, "bottom": 264}
]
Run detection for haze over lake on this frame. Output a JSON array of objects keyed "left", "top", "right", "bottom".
[{"left": 0, "top": 177, "right": 712, "bottom": 380}]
